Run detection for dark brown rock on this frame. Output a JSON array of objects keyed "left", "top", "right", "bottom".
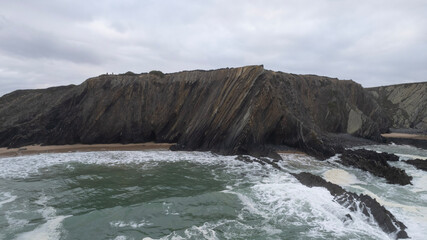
[
  {"left": 292, "top": 172, "right": 408, "bottom": 239},
  {"left": 368, "top": 82, "right": 427, "bottom": 131},
  {"left": 404, "top": 159, "right": 427, "bottom": 171},
  {"left": 340, "top": 149, "right": 412, "bottom": 185},
  {"left": 0, "top": 66, "right": 390, "bottom": 158}
]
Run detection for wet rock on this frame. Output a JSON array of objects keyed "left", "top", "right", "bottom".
[
  {"left": 384, "top": 137, "right": 427, "bottom": 149},
  {"left": 292, "top": 172, "right": 408, "bottom": 239},
  {"left": 348, "top": 149, "right": 400, "bottom": 162},
  {"left": 340, "top": 149, "right": 412, "bottom": 185},
  {"left": 344, "top": 213, "right": 353, "bottom": 222},
  {"left": 235, "top": 155, "right": 266, "bottom": 166},
  {"left": 404, "top": 159, "right": 427, "bottom": 171}
]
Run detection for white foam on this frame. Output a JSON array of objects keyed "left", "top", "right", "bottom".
[
  {"left": 15, "top": 194, "right": 70, "bottom": 240},
  {"left": 221, "top": 170, "right": 393, "bottom": 239},
  {"left": 110, "top": 220, "right": 151, "bottom": 228},
  {"left": 2, "top": 150, "right": 425, "bottom": 239},
  {"left": 162, "top": 219, "right": 241, "bottom": 240},
  {"left": 395, "top": 154, "right": 427, "bottom": 160},
  {"left": 0, "top": 151, "right": 237, "bottom": 179},
  {"left": 5, "top": 212, "right": 29, "bottom": 231},
  {"left": 113, "top": 236, "right": 127, "bottom": 240},
  {"left": 357, "top": 184, "right": 427, "bottom": 240},
  {"left": 15, "top": 215, "right": 69, "bottom": 240},
  {"left": 183, "top": 221, "right": 220, "bottom": 240},
  {"left": 332, "top": 157, "right": 427, "bottom": 239},
  {"left": 323, "top": 169, "right": 361, "bottom": 186},
  {"left": 412, "top": 174, "right": 427, "bottom": 193},
  {"left": 278, "top": 153, "right": 330, "bottom": 172},
  {"left": 0, "top": 192, "right": 17, "bottom": 208}
]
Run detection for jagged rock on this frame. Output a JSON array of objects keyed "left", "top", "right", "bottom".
[
  {"left": 292, "top": 172, "right": 408, "bottom": 239},
  {"left": 235, "top": 155, "right": 267, "bottom": 166},
  {"left": 0, "top": 66, "right": 389, "bottom": 158},
  {"left": 369, "top": 82, "right": 427, "bottom": 131},
  {"left": 404, "top": 159, "right": 427, "bottom": 171},
  {"left": 340, "top": 149, "right": 412, "bottom": 185},
  {"left": 349, "top": 149, "right": 400, "bottom": 162}
]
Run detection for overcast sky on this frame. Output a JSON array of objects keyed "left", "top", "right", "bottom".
[{"left": 1, "top": 0, "right": 426, "bottom": 96}]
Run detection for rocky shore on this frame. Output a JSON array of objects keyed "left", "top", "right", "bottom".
[
  {"left": 0, "top": 65, "right": 392, "bottom": 159},
  {"left": 234, "top": 150, "right": 412, "bottom": 239},
  {"left": 1, "top": 65, "right": 426, "bottom": 239},
  {"left": 404, "top": 159, "right": 427, "bottom": 171},
  {"left": 292, "top": 172, "right": 408, "bottom": 239},
  {"left": 340, "top": 149, "right": 412, "bottom": 185}
]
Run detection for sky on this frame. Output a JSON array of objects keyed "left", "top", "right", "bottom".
[{"left": 0, "top": 0, "right": 426, "bottom": 96}]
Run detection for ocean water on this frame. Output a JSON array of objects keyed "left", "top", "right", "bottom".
[{"left": 0, "top": 145, "right": 426, "bottom": 240}]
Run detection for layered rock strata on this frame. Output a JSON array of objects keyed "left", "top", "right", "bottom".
[
  {"left": 368, "top": 82, "right": 427, "bottom": 131},
  {"left": 0, "top": 66, "right": 389, "bottom": 158}
]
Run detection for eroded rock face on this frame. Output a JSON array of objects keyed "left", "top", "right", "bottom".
[
  {"left": 340, "top": 149, "right": 412, "bottom": 185},
  {"left": 0, "top": 66, "right": 389, "bottom": 158},
  {"left": 369, "top": 82, "right": 427, "bottom": 131},
  {"left": 292, "top": 172, "right": 408, "bottom": 239}
]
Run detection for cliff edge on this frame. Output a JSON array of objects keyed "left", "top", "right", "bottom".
[{"left": 0, "top": 66, "right": 389, "bottom": 158}]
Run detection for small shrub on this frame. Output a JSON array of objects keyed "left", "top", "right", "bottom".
[
  {"left": 123, "top": 71, "right": 137, "bottom": 76},
  {"left": 149, "top": 70, "right": 165, "bottom": 78}
]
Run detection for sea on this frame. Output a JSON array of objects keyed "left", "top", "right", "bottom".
[{"left": 0, "top": 144, "right": 426, "bottom": 240}]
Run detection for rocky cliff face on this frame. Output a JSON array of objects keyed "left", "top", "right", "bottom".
[
  {"left": 0, "top": 66, "right": 389, "bottom": 158},
  {"left": 368, "top": 82, "right": 427, "bottom": 131}
]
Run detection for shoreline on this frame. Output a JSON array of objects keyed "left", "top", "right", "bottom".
[
  {"left": 382, "top": 133, "right": 427, "bottom": 140},
  {"left": 381, "top": 133, "right": 427, "bottom": 149},
  {"left": 0, "top": 142, "right": 174, "bottom": 158}
]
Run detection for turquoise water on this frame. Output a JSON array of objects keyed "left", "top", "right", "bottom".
[{"left": 0, "top": 146, "right": 426, "bottom": 240}]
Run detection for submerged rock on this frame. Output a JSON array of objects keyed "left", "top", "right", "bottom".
[
  {"left": 404, "top": 159, "right": 427, "bottom": 171},
  {"left": 340, "top": 149, "right": 412, "bottom": 185},
  {"left": 292, "top": 172, "right": 409, "bottom": 239}
]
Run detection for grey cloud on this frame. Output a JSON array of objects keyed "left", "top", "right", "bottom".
[
  {"left": 0, "top": 20, "right": 103, "bottom": 64},
  {"left": 0, "top": 0, "right": 426, "bottom": 95}
]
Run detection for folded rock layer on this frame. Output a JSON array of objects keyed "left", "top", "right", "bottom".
[{"left": 0, "top": 65, "right": 389, "bottom": 157}]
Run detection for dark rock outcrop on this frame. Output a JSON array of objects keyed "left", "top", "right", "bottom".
[
  {"left": 404, "top": 159, "right": 427, "bottom": 171},
  {"left": 369, "top": 82, "right": 427, "bottom": 131},
  {"left": 340, "top": 149, "right": 412, "bottom": 185},
  {"left": 0, "top": 66, "right": 389, "bottom": 158},
  {"left": 384, "top": 136, "right": 427, "bottom": 149},
  {"left": 292, "top": 172, "right": 408, "bottom": 239}
]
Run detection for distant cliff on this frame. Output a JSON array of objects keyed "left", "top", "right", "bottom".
[
  {"left": 0, "top": 66, "right": 389, "bottom": 158},
  {"left": 368, "top": 82, "right": 427, "bottom": 131}
]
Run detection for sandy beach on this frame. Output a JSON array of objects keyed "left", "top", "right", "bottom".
[
  {"left": 381, "top": 133, "right": 427, "bottom": 140},
  {"left": 0, "top": 142, "right": 173, "bottom": 158}
]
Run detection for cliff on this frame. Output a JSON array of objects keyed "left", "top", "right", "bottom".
[
  {"left": 368, "top": 82, "right": 427, "bottom": 131},
  {"left": 0, "top": 66, "right": 389, "bottom": 158}
]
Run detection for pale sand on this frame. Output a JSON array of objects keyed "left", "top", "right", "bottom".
[
  {"left": 0, "top": 142, "right": 173, "bottom": 158},
  {"left": 381, "top": 133, "right": 427, "bottom": 140},
  {"left": 277, "top": 150, "right": 307, "bottom": 155}
]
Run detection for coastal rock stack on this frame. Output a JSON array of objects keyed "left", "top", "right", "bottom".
[{"left": 0, "top": 66, "right": 389, "bottom": 158}]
